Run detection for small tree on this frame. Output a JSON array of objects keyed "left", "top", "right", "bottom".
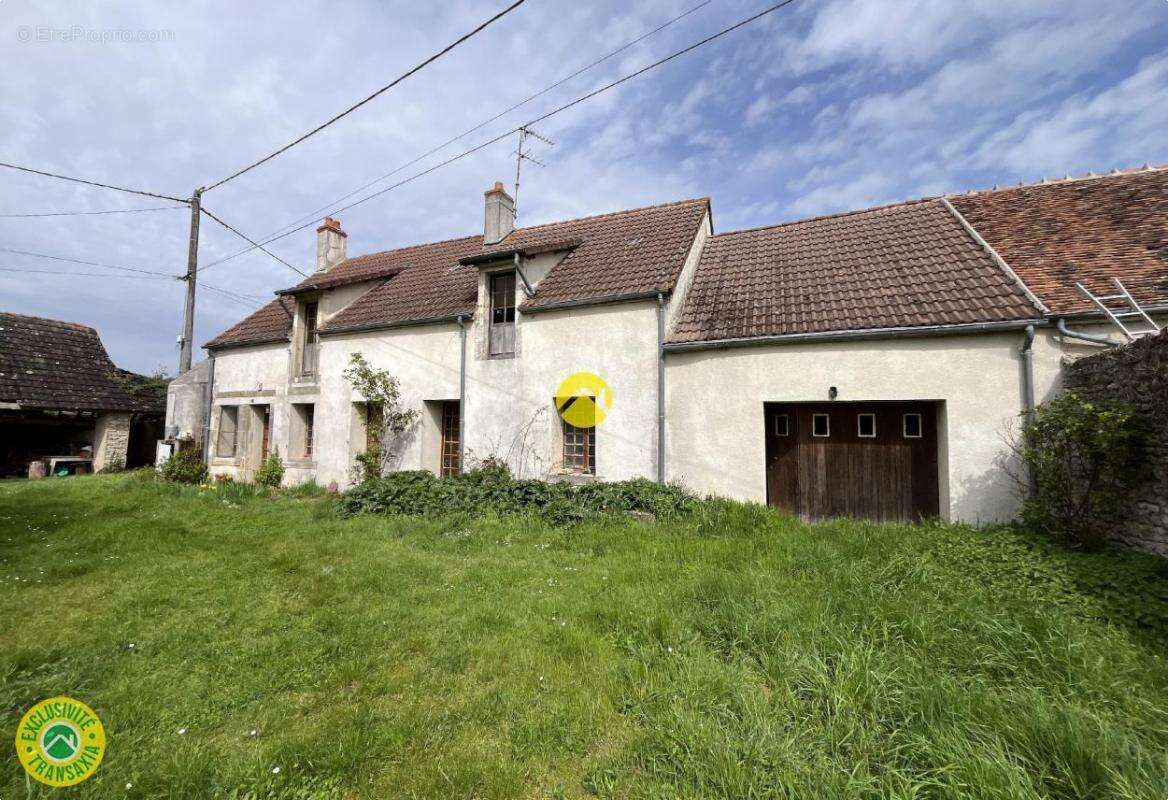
[
  {"left": 1018, "top": 391, "right": 1147, "bottom": 549},
  {"left": 342, "top": 353, "right": 419, "bottom": 482}
]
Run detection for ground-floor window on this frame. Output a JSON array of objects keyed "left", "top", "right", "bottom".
[
  {"left": 562, "top": 418, "right": 595, "bottom": 475},
  {"left": 440, "top": 401, "right": 460, "bottom": 477},
  {"left": 259, "top": 405, "right": 271, "bottom": 457},
  {"left": 216, "top": 406, "right": 239, "bottom": 457},
  {"left": 292, "top": 403, "right": 315, "bottom": 459}
]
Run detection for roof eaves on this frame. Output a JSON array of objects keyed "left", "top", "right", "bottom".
[
  {"left": 318, "top": 313, "right": 469, "bottom": 336},
  {"left": 521, "top": 290, "right": 665, "bottom": 314},
  {"left": 459, "top": 238, "right": 584, "bottom": 266},
  {"left": 205, "top": 334, "right": 291, "bottom": 351},
  {"left": 664, "top": 319, "right": 1048, "bottom": 352}
]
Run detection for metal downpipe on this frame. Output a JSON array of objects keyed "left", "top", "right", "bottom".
[
  {"left": 458, "top": 315, "right": 467, "bottom": 474},
  {"left": 656, "top": 293, "right": 666, "bottom": 484},
  {"left": 1020, "top": 325, "right": 1038, "bottom": 498},
  {"left": 1055, "top": 316, "right": 1118, "bottom": 346}
]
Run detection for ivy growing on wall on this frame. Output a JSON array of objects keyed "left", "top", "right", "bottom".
[{"left": 1019, "top": 391, "right": 1149, "bottom": 550}]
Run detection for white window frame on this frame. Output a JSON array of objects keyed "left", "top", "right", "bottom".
[
  {"left": 811, "top": 413, "right": 830, "bottom": 438},
  {"left": 857, "top": 413, "right": 877, "bottom": 438},
  {"left": 903, "top": 413, "right": 923, "bottom": 439},
  {"left": 774, "top": 414, "right": 790, "bottom": 437}
]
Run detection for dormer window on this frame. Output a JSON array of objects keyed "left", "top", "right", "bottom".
[{"left": 489, "top": 272, "right": 516, "bottom": 357}]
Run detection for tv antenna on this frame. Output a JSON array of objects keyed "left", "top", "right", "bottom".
[{"left": 513, "top": 126, "right": 554, "bottom": 220}]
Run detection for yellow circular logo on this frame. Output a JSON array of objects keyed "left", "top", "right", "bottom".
[
  {"left": 15, "top": 697, "right": 106, "bottom": 787},
  {"left": 554, "top": 372, "right": 613, "bottom": 428}
]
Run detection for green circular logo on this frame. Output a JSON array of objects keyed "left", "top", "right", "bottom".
[
  {"left": 42, "top": 722, "right": 81, "bottom": 762},
  {"left": 15, "top": 697, "right": 106, "bottom": 787}
]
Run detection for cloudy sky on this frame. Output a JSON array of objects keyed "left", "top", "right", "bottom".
[{"left": 2, "top": 0, "right": 1166, "bottom": 373}]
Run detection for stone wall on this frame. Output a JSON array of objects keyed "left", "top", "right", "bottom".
[
  {"left": 93, "top": 412, "right": 132, "bottom": 472},
  {"left": 1065, "top": 330, "right": 1168, "bottom": 555}
]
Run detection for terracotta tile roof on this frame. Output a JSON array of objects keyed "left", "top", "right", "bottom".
[
  {"left": 0, "top": 312, "right": 162, "bottom": 412},
  {"left": 320, "top": 236, "right": 481, "bottom": 332},
  {"left": 203, "top": 297, "right": 294, "bottom": 350},
  {"left": 948, "top": 167, "right": 1168, "bottom": 315},
  {"left": 318, "top": 198, "right": 709, "bottom": 333},
  {"left": 669, "top": 200, "right": 1041, "bottom": 344}
]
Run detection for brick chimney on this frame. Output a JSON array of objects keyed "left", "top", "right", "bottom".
[
  {"left": 483, "top": 181, "right": 515, "bottom": 245},
  {"left": 316, "top": 217, "right": 347, "bottom": 273}
]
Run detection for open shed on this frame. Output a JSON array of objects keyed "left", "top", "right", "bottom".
[{"left": 0, "top": 312, "right": 165, "bottom": 478}]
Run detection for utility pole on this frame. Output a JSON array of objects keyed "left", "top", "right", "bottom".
[{"left": 178, "top": 187, "right": 203, "bottom": 374}]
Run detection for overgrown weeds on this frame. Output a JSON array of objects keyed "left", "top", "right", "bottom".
[{"left": 336, "top": 466, "right": 699, "bottom": 526}]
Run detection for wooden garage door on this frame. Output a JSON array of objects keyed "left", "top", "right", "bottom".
[{"left": 765, "top": 402, "right": 940, "bottom": 522}]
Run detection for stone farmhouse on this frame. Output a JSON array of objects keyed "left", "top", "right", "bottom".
[{"left": 176, "top": 166, "right": 1168, "bottom": 524}]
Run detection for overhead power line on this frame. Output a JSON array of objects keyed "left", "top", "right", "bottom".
[
  {"left": 198, "top": 0, "right": 801, "bottom": 272},
  {"left": 0, "top": 161, "right": 188, "bottom": 203},
  {"left": 0, "top": 246, "right": 177, "bottom": 278},
  {"left": 0, "top": 266, "right": 173, "bottom": 280},
  {"left": 246, "top": 0, "right": 716, "bottom": 245},
  {"left": 202, "top": 0, "right": 529, "bottom": 193},
  {"left": 198, "top": 205, "right": 308, "bottom": 277},
  {"left": 0, "top": 204, "right": 187, "bottom": 219},
  {"left": 201, "top": 283, "right": 264, "bottom": 309}
]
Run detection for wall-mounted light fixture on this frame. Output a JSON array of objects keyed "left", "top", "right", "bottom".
[{"left": 828, "top": 386, "right": 838, "bottom": 400}]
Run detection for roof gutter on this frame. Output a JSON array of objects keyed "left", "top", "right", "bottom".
[{"left": 663, "top": 319, "right": 1048, "bottom": 352}]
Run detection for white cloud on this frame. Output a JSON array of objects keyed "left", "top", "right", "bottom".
[{"left": 1, "top": 0, "right": 1165, "bottom": 371}]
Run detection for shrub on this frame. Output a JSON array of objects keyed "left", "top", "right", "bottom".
[
  {"left": 98, "top": 457, "right": 126, "bottom": 474},
  {"left": 336, "top": 469, "right": 699, "bottom": 526},
  {"left": 254, "top": 450, "right": 285, "bottom": 488},
  {"left": 159, "top": 440, "right": 208, "bottom": 485},
  {"left": 1019, "top": 391, "right": 1148, "bottom": 549}
]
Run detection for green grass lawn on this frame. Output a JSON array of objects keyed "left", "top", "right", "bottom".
[{"left": 2, "top": 474, "right": 1167, "bottom": 799}]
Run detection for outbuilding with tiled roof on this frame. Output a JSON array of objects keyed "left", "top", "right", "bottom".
[{"left": 0, "top": 312, "right": 166, "bottom": 477}]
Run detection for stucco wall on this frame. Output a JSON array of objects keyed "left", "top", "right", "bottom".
[
  {"left": 664, "top": 329, "right": 1075, "bottom": 523},
  {"left": 315, "top": 323, "right": 463, "bottom": 485},
  {"left": 309, "top": 298, "right": 662, "bottom": 487},
  {"left": 207, "top": 343, "right": 293, "bottom": 482},
  {"left": 165, "top": 359, "right": 212, "bottom": 441}
]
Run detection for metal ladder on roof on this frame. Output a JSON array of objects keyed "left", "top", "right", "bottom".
[{"left": 1075, "top": 278, "right": 1163, "bottom": 341}]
